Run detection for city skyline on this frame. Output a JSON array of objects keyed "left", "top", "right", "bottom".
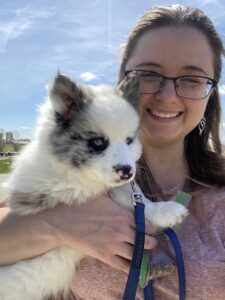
[
  {"left": 1, "top": 0, "right": 225, "bottom": 139},
  {"left": 0, "top": 129, "right": 30, "bottom": 141}
]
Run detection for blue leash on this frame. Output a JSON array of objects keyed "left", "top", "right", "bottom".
[
  {"left": 123, "top": 181, "right": 186, "bottom": 300},
  {"left": 164, "top": 228, "right": 186, "bottom": 300},
  {"left": 143, "top": 228, "right": 186, "bottom": 300},
  {"left": 123, "top": 201, "right": 145, "bottom": 300}
]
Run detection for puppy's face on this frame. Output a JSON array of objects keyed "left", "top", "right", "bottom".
[{"left": 48, "top": 73, "right": 141, "bottom": 187}]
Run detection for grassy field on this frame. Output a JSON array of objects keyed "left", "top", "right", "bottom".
[
  {"left": 0, "top": 159, "right": 12, "bottom": 174},
  {"left": 3, "top": 144, "right": 15, "bottom": 152},
  {"left": 0, "top": 143, "right": 26, "bottom": 174},
  {"left": 1, "top": 143, "right": 25, "bottom": 153}
]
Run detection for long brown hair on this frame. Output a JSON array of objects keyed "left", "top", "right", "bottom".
[{"left": 118, "top": 5, "right": 225, "bottom": 190}]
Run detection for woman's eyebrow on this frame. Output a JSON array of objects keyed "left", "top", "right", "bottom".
[
  {"left": 134, "top": 63, "right": 209, "bottom": 77},
  {"left": 135, "top": 62, "right": 161, "bottom": 69},
  {"left": 182, "top": 65, "right": 208, "bottom": 76}
]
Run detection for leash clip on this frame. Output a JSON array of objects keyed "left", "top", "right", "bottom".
[{"left": 131, "top": 180, "right": 143, "bottom": 206}]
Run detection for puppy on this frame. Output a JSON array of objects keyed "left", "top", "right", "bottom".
[{"left": 0, "top": 73, "right": 187, "bottom": 300}]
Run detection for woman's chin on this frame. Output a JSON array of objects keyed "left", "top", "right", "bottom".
[{"left": 140, "top": 128, "right": 183, "bottom": 148}]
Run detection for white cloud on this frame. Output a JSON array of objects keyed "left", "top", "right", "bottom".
[
  {"left": 0, "top": 5, "right": 55, "bottom": 51},
  {"left": 79, "top": 72, "right": 97, "bottom": 82},
  {"left": 0, "top": 19, "right": 33, "bottom": 48},
  {"left": 220, "top": 123, "right": 225, "bottom": 143},
  {"left": 20, "top": 126, "right": 31, "bottom": 130},
  {"left": 15, "top": 5, "right": 55, "bottom": 19},
  {"left": 219, "top": 85, "right": 225, "bottom": 95},
  {"left": 19, "top": 126, "right": 34, "bottom": 139}
]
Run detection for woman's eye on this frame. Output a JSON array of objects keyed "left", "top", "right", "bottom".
[
  {"left": 180, "top": 77, "right": 201, "bottom": 85},
  {"left": 126, "top": 137, "right": 134, "bottom": 145},
  {"left": 139, "top": 71, "right": 161, "bottom": 81},
  {"left": 88, "top": 137, "right": 109, "bottom": 153}
]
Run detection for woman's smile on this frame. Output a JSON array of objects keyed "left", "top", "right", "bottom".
[{"left": 146, "top": 108, "right": 183, "bottom": 122}]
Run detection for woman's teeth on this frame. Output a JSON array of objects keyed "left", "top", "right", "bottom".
[{"left": 150, "top": 109, "right": 180, "bottom": 118}]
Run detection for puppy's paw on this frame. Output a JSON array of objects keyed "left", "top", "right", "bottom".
[{"left": 145, "top": 201, "right": 188, "bottom": 229}]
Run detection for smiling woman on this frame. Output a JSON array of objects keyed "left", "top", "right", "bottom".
[
  {"left": 69, "top": 5, "right": 225, "bottom": 300},
  {"left": 124, "top": 25, "right": 213, "bottom": 149}
]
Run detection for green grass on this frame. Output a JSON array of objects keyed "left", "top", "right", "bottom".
[
  {"left": 2, "top": 143, "right": 24, "bottom": 152},
  {"left": 0, "top": 159, "right": 12, "bottom": 174},
  {"left": 3, "top": 144, "right": 15, "bottom": 152}
]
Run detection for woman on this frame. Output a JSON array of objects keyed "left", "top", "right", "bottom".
[{"left": 1, "top": 4, "right": 225, "bottom": 299}]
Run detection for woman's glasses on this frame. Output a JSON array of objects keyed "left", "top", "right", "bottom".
[{"left": 125, "top": 70, "right": 217, "bottom": 100}]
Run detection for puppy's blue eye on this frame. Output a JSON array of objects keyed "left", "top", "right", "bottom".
[
  {"left": 93, "top": 139, "right": 103, "bottom": 146},
  {"left": 126, "top": 137, "right": 134, "bottom": 145},
  {"left": 88, "top": 137, "right": 109, "bottom": 153}
]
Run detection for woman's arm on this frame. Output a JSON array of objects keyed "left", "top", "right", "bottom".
[
  {"left": 0, "top": 194, "right": 157, "bottom": 273},
  {"left": 0, "top": 205, "right": 60, "bottom": 265}
]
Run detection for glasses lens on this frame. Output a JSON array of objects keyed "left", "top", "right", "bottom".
[
  {"left": 137, "top": 71, "right": 162, "bottom": 94},
  {"left": 176, "top": 77, "right": 213, "bottom": 99},
  {"left": 132, "top": 71, "right": 214, "bottom": 99}
]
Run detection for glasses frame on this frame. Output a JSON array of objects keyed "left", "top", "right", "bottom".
[{"left": 125, "top": 70, "right": 217, "bottom": 100}]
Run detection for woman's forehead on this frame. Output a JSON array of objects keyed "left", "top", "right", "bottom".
[{"left": 127, "top": 26, "right": 214, "bottom": 77}]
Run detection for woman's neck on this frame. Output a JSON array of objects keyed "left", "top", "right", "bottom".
[{"left": 142, "top": 139, "right": 188, "bottom": 191}]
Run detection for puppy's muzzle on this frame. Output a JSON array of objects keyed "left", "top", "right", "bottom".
[{"left": 114, "top": 164, "right": 134, "bottom": 181}]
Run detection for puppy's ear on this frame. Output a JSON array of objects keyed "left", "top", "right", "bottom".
[
  {"left": 49, "top": 73, "right": 86, "bottom": 117},
  {"left": 118, "top": 71, "right": 140, "bottom": 110}
]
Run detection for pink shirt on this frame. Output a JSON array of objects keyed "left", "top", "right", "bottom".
[{"left": 66, "top": 187, "right": 225, "bottom": 300}]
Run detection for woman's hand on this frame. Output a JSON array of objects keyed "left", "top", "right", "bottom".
[
  {"left": 50, "top": 194, "right": 157, "bottom": 273},
  {"left": 0, "top": 194, "right": 157, "bottom": 273}
]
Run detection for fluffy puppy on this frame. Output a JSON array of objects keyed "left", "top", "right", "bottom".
[{"left": 0, "top": 73, "right": 187, "bottom": 300}]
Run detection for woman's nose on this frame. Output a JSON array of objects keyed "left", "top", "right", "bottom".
[{"left": 156, "top": 79, "right": 178, "bottom": 101}]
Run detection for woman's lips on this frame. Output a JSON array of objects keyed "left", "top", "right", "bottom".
[{"left": 146, "top": 108, "right": 183, "bottom": 121}]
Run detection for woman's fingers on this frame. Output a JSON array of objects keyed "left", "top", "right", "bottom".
[
  {"left": 53, "top": 195, "right": 158, "bottom": 272},
  {"left": 144, "top": 234, "right": 157, "bottom": 249},
  {"left": 102, "top": 235, "right": 157, "bottom": 274},
  {"left": 145, "top": 221, "right": 158, "bottom": 235},
  {"left": 106, "top": 255, "right": 131, "bottom": 274}
]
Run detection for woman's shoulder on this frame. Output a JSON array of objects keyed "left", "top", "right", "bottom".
[
  {"left": 190, "top": 185, "right": 225, "bottom": 224},
  {"left": 196, "top": 185, "right": 225, "bottom": 203}
]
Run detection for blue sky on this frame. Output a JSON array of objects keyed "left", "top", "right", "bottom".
[{"left": 0, "top": 0, "right": 225, "bottom": 139}]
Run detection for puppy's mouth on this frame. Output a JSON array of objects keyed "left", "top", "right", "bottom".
[
  {"left": 114, "top": 175, "right": 134, "bottom": 185},
  {"left": 147, "top": 108, "right": 183, "bottom": 119}
]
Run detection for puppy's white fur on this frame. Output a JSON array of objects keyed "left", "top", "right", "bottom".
[{"left": 0, "top": 74, "right": 187, "bottom": 300}]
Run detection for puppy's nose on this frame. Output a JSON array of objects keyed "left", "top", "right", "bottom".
[{"left": 114, "top": 164, "right": 134, "bottom": 180}]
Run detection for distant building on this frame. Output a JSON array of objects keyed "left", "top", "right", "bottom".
[
  {"left": 6, "top": 131, "right": 14, "bottom": 143},
  {"left": 17, "top": 139, "right": 31, "bottom": 144},
  {"left": 0, "top": 133, "right": 3, "bottom": 143}
]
